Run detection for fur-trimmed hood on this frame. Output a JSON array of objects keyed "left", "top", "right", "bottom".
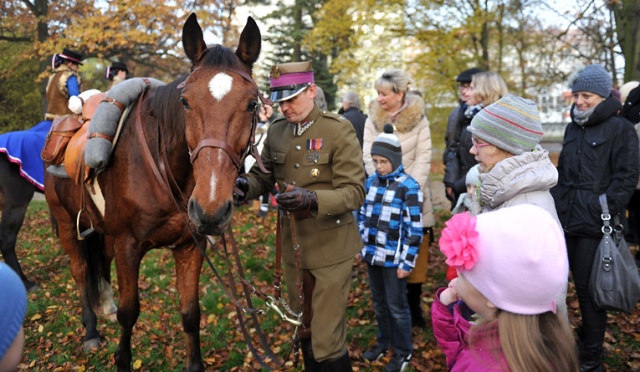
[{"left": 369, "top": 93, "right": 426, "bottom": 133}]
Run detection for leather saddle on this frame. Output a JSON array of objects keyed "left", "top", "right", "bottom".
[{"left": 64, "top": 92, "right": 106, "bottom": 185}]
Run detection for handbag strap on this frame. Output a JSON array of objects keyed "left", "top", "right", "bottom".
[
  {"left": 599, "top": 194, "right": 625, "bottom": 241},
  {"left": 598, "top": 194, "right": 613, "bottom": 234}
]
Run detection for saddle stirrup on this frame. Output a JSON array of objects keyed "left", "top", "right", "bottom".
[{"left": 76, "top": 208, "right": 95, "bottom": 240}]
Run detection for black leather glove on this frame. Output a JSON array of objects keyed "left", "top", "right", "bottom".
[
  {"left": 276, "top": 186, "right": 318, "bottom": 212},
  {"left": 233, "top": 176, "right": 249, "bottom": 203}
]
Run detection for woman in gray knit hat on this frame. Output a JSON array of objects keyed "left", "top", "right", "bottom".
[
  {"left": 466, "top": 93, "right": 568, "bottom": 320},
  {"left": 551, "top": 64, "right": 640, "bottom": 372}
]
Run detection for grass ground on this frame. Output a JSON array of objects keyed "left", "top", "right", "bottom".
[{"left": 9, "top": 161, "right": 640, "bottom": 371}]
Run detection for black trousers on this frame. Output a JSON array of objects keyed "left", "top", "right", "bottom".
[{"left": 566, "top": 236, "right": 607, "bottom": 353}]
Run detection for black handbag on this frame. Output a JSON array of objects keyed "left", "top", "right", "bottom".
[{"left": 589, "top": 194, "right": 640, "bottom": 313}]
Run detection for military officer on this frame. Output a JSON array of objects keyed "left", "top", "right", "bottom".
[{"left": 235, "top": 61, "right": 365, "bottom": 371}]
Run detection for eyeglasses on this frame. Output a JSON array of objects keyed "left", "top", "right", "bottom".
[
  {"left": 472, "top": 137, "right": 492, "bottom": 150},
  {"left": 458, "top": 83, "right": 473, "bottom": 91}
]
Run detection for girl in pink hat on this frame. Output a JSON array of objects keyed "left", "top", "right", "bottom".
[{"left": 432, "top": 205, "right": 579, "bottom": 371}]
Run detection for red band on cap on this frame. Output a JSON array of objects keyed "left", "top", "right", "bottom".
[{"left": 270, "top": 72, "right": 314, "bottom": 88}]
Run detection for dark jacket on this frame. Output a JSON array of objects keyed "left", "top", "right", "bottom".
[
  {"left": 621, "top": 85, "right": 640, "bottom": 124},
  {"left": 551, "top": 96, "right": 639, "bottom": 238},
  {"left": 341, "top": 106, "right": 366, "bottom": 149},
  {"left": 443, "top": 105, "right": 478, "bottom": 196}
]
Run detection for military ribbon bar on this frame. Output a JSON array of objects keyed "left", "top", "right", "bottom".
[{"left": 307, "top": 138, "right": 323, "bottom": 151}]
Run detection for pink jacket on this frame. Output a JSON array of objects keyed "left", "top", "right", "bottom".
[{"left": 431, "top": 288, "right": 510, "bottom": 371}]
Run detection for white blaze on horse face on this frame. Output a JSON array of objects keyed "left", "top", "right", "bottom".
[
  {"left": 208, "top": 73, "right": 233, "bottom": 101},
  {"left": 208, "top": 151, "right": 226, "bottom": 202}
]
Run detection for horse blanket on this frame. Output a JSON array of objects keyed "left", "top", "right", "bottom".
[{"left": 0, "top": 120, "right": 53, "bottom": 190}]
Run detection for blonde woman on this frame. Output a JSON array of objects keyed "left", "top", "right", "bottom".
[
  {"left": 443, "top": 71, "right": 508, "bottom": 206},
  {"left": 362, "top": 68, "right": 434, "bottom": 329}
]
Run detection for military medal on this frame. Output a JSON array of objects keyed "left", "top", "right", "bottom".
[
  {"left": 307, "top": 138, "right": 322, "bottom": 150},
  {"left": 306, "top": 138, "right": 322, "bottom": 163},
  {"left": 310, "top": 168, "right": 319, "bottom": 178}
]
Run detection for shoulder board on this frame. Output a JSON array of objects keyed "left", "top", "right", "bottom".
[
  {"left": 270, "top": 116, "right": 288, "bottom": 125},
  {"left": 319, "top": 110, "right": 346, "bottom": 123}
]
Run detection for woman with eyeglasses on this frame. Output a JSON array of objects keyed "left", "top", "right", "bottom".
[
  {"left": 443, "top": 71, "right": 508, "bottom": 209},
  {"left": 466, "top": 94, "right": 568, "bottom": 319}
]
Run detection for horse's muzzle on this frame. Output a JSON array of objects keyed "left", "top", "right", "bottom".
[{"left": 188, "top": 197, "right": 233, "bottom": 236}]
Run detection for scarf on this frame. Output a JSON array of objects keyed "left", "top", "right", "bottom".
[
  {"left": 573, "top": 105, "right": 596, "bottom": 126},
  {"left": 464, "top": 103, "right": 486, "bottom": 119}
]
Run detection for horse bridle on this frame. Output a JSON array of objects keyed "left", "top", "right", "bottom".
[{"left": 180, "top": 67, "right": 270, "bottom": 175}]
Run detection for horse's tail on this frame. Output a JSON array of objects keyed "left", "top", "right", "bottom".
[{"left": 80, "top": 232, "right": 107, "bottom": 311}]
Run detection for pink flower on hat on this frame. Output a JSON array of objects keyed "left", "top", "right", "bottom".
[{"left": 439, "top": 212, "right": 479, "bottom": 271}]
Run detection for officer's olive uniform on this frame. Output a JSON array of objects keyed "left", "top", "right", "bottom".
[{"left": 245, "top": 105, "right": 365, "bottom": 361}]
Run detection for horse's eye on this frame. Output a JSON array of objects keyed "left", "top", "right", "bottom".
[
  {"left": 180, "top": 97, "right": 190, "bottom": 110},
  {"left": 247, "top": 101, "right": 258, "bottom": 113}
]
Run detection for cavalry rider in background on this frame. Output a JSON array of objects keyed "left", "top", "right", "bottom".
[
  {"left": 44, "top": 48, "right": 83, "bottom": 121},
  {"left": 235, "top": 61, "right": 365, "bottom": 371},
  {"left": 105, "top": 61, "right": 129, "bottom": 89}
]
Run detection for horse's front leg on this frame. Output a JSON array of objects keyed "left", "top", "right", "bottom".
[
  {"left": 173, "top": 241, "right": 205, "bottom": 372},
  {"left": 113, "top": 237, "right": 143, "bottom": 372}
]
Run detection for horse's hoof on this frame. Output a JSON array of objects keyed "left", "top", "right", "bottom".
[
  {"left": 25, "top": 281, "right": 40, "bottom": 293},
  {"left": 83, "top": 338, "right": 101, "bottom": 352},
  {"left": 105, "top": 311, "right": 117, "bottom": 322}
]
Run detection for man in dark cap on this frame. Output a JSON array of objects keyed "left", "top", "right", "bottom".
[
  {"left": 105, "top": 61, "right": 129, "bottom": 88},
  {"left": 235, "top": 61, "right": 364, "bottom": 371},
  {"left": 443, "top": 67, "right": 483, "bottom": 208},
  {"left": 45, "top": 48, "right": 84, "bottom": 120}
]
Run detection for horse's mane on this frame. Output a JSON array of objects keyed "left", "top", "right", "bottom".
[{"left": 148, "top": 77, "right": 187, "bottom": 151}]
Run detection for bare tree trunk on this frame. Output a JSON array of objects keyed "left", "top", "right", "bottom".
[{"left": 612, "top": 0, "right": 640, "bottom": 81}]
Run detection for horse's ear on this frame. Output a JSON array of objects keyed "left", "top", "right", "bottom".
[
  {"left": 235, "top": 17, "right": 261, "bottom": 70},
  {"left": 183, "top": 13, "right": 207, "bottom": 64}
]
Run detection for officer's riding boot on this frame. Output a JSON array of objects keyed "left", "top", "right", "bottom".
[
  {"left": 301, "top": 338, "right": 321, "bottom": 372},
  {"left": 579, "top": 341, "right": 605, "bottom": 372},
  {"left": 319, "top": 351, "right": 352, "bottom": 372},
  {"left": 407, "top": 283, "right": 426, "bottom": 328}
]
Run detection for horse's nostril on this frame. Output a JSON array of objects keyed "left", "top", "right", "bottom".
[{"left": 187, "top": 198, "right": 203, "bottom": 226}]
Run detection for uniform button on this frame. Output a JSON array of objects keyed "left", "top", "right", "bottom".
[
  {"left": 314, "top": 159, "right": 318, "bottom": 164},
  {"left": 296, "top": 145, "right": 301, "bottom": 151},
  {"left": 294, "top": 163, "right": 300, "bottom": 168},
  {"left": 273, "top": 157, "right": 277, "bottom": 161},
  {"left": 291, "top": 181, "right": 296, "bottom": 185},
  {"left": 336, "top": 219, "right": 341, "bottom": 224}
]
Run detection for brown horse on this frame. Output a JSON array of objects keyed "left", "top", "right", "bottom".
[{"left": 44, "top": 13, "right": 262, "bottom": 371}]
